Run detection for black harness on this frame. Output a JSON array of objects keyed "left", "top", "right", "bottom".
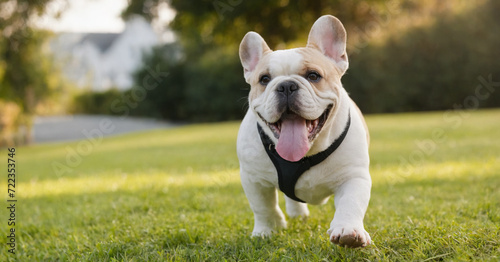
[{"left": 257, "top": 110, "right": 351, "bottom": 203}]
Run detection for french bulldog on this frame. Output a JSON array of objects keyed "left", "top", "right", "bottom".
[{"left": 236, "top": 15, "right": 372, "bottom": 248}]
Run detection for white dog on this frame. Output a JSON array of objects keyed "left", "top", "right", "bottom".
[{"left": 236, "top": 15, "right": 372, "bottom": 248}]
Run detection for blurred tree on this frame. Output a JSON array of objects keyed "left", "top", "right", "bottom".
[
  {"left": 0, "top": 0, "right": 66, "bottom": 144},
  {"left": 123, "top": 0, "right": 500, "bottom": 121},
  {"left": 127, "top": 44, "right": 188, "bottom": 120},
  {"left": 124, "top": 0, "right": 397, "bottom": 51},
  {"left": 344, "top": 0, "right": 500, "bottom": 113},
  {"left": 123, "top": 0, "right": 398, "bottom": 121}
]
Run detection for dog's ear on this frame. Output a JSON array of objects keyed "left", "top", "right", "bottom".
[
  {"left": 239, "top": 32, "right": 271, "bottom": 83},
  {"left": 307, "top": 15, "right": 348, "bottom": 75}
]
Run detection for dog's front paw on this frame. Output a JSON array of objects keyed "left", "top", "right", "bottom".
[
  {"left": 252, "top": 217, "right": 287, "bottom": 237},
  {"left": 327, "top": 226, "right": 371, "bottom": 248},
  {"left": 251, "top": 227, "right": 274, "bottom": 237}
]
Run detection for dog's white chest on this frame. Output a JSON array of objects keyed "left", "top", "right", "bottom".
[{"left": 237, "top": 110, "right": 347, "bottom": 204}]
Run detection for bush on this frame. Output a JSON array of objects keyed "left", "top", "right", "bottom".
[
  {"left": 129, "top": 44, "right": 248, "bottom": 122},
  {"left": 70, "top": 89, "right": 124, "bottom": 115},
  {"left": 0, "top": 100, "right": 26, "bottom": 146},
  {"left": 343, "top": 0, "right": 500, "bottom": 113}
]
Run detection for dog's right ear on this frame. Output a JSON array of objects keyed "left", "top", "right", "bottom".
[{"left": 239, "top": 32, "right": 271, "bottom": 83}]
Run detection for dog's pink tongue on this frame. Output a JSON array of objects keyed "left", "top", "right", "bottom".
[{"left": 276, "top": 115, "right": 310, "bottom": 162}]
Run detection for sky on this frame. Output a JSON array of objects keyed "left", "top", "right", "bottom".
[
  {"left": 37, "top": 0, "right": 175, "bottom": 34},
  {"left": 37, "top": 0, "right": 128, "bottom": 33}
]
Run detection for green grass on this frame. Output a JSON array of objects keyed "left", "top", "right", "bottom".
[{"left": 1, "top": 109, "right": 499, "bottom": 261}]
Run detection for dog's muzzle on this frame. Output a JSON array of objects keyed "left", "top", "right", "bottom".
[{"left": 276, "top": 80, "right": 300, "bottom": 114}]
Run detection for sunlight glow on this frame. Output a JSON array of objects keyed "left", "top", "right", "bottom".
[{"left": 18, "top": 169, "right": 241, "bottom": 198}]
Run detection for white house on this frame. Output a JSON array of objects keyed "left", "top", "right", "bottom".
[{"left": 51, "top": 16, "right": 159, "bottom": 91}]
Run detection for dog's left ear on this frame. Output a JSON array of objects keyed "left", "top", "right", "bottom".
[{"left": 307, "top": 15, "right": 348, "bottom": 75}]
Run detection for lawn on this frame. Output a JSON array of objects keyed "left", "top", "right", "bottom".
[{"left": 1, "top": 109, "right": 499, "bottom": 261}]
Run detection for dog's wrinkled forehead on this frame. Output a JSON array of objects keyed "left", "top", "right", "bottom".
[
  {"left": 253, "top": 47, "right": 340, "bottom": 84},
  {"left": 266, "top": 50, "right": 303, "bottom": 76}
]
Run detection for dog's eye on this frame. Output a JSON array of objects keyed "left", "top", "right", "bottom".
[
  {"left": 306, "top": 72, "right": 321, "bottom": 82},
  {"left": 259, "top": 75, "right": 271, "bottom": 86}
]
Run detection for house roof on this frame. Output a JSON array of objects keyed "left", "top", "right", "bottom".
[{"left": 80, "top": 33, "right": 120, "bottom": 53}]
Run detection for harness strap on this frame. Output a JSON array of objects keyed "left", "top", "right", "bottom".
[{"left": 257, "top": 110, "right": 351, "bottom": 203}]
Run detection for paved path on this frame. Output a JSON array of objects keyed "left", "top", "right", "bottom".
[{"left": 33, "top": 115, "right": 178, "bottom": 144}]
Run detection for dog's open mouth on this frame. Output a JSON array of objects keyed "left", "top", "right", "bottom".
[
  {"left": 258, "top": 105, "right": 333, "bottom": 162},
  {"left": 263, "top": 105, "right": 332, "bottom": 141}
]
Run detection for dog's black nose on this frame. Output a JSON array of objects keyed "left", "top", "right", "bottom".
[{"left": 277, "top": 81, "right": 299, "bottom": 95}]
